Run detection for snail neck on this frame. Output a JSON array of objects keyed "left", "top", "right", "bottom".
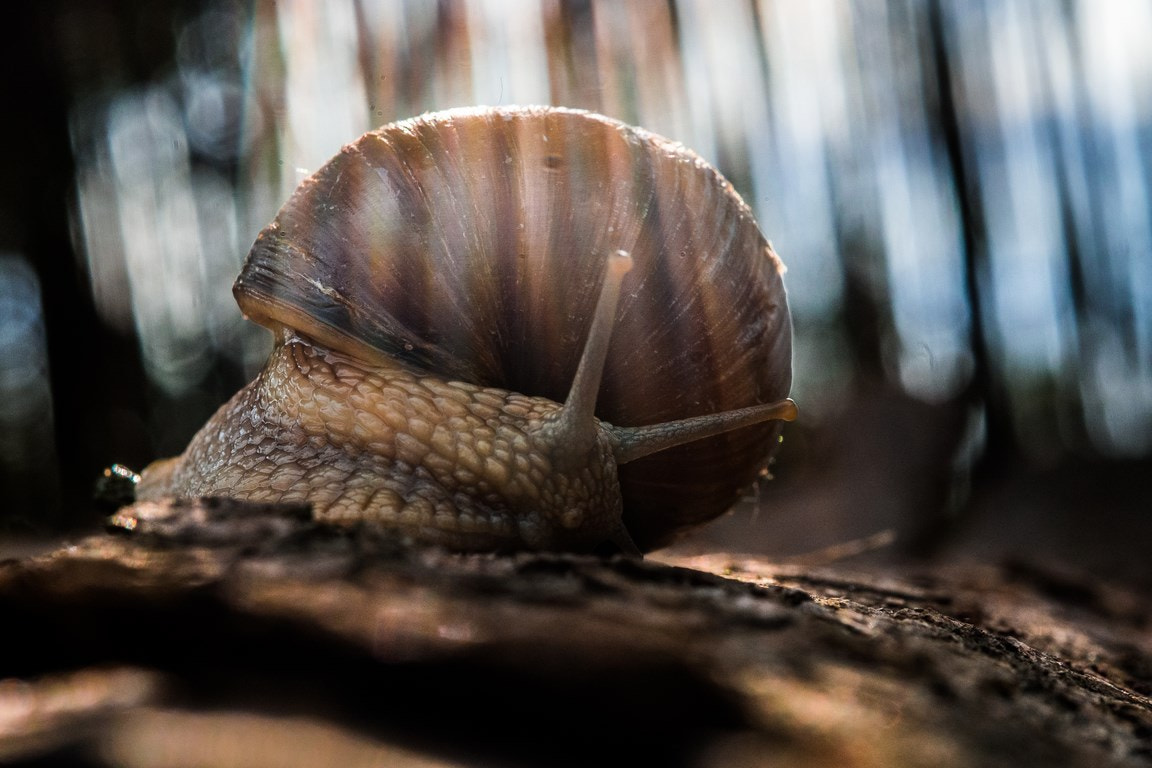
[{"left": 545, "top": 250, "right": 634, "bottom": 456}]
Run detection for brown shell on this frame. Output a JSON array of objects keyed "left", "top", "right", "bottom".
[{"left": 235, "top": 105, "right": 791, "bottom": 550}]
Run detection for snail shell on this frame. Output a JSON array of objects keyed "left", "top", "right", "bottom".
[{"left": 137, "top": 105, "right": 794, "bottom": 552}]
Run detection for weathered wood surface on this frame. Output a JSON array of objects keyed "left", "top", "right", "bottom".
[{"left": 1, "top": 498, "right": 1150, "bottom": 767}]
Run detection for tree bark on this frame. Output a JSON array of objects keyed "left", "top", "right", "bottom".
[{"left": 1, "top": 497, "right": 1149, "bottom": 767}]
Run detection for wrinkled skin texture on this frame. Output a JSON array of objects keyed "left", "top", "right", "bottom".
[{"left": 139, "top": 339, "right": 624, "bottom": 551}]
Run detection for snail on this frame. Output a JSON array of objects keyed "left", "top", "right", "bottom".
[{"left": 136, "top": 105, "right": 796, "bottom": 553}]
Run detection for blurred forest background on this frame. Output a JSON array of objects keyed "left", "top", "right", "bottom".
[{"left": 2, "top": 0, "right": 1149, "bottom": 586}]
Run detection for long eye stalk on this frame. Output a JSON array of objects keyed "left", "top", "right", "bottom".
[{"left": 546, "top": 250, "right": 634, "bottom": 455}]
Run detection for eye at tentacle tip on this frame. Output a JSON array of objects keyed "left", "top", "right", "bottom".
[{"left": 609, "top": 249, "right": 634, "bottom": 276}]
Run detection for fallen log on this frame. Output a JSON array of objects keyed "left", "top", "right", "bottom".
[{"left": 1, "top": 497, "right": 1149, "bottom": 767}]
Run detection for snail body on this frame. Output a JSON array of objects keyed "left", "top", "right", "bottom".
[{"left": 137, "top": 106, "right": 795, "bottom": 552}]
